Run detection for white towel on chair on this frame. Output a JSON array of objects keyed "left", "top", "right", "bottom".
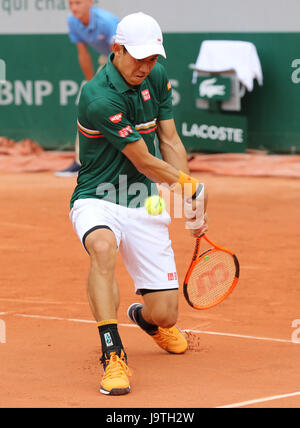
[{"left": 191, "top": 40, "right": 263, "bottom": 92}]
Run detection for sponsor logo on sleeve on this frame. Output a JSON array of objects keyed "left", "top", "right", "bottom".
[
  {"left": 118, "top": 125, "right": 133, "bottom": 138},
  {"left": 141, "top": 89, "right": 151, "bottom": 101},
  {"left": 109, "top": 113, "right": 123, "bottom": 123}
]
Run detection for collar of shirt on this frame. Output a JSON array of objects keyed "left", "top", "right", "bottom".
[{"left": 105, "top": 53, "right": 146, "bottom": 94}]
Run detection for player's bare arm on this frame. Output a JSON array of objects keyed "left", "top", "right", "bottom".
[
  {"left": 122, "top": 138, "right": 180, "bottom": 186},
  {"left": 122, "top": 137, "right": 207, "bottom": 203},
  {"left": 76, "top": 43, "right": 94, "bottom": 80},
  {"left": 122, "top": 134, "right": 206, "bottom": 201},
  {"left": 157, "top": 118, "right": 190, "bottom": 174},
  {"left": 157, "top": 117, "right": 208, "bottom": 224},
  {"left": 122, "top": 138, "right": 207, "bottom": 236}
]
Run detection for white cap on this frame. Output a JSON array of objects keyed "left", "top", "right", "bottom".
[{"left": 115, "top": 12, "right": 166, "bottom": 60}]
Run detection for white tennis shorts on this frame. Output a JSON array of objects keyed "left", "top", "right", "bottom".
[{"left": 69, "top": 198, "right": 179, "bottom": 294}]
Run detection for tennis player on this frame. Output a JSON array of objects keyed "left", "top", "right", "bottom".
[
  {"left": 56, "top": 0, "right": 120, "bottom": 177},
  {"left": 69, "top": 12, "right": 208, "bottom": 396}
]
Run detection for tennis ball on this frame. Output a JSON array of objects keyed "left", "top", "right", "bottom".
[{"left": 144, "top": 195, "right": 165, "bottom": 215}]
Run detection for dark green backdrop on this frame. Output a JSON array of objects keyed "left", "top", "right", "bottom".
[{"left": 0, "top": 33, "right": 300, "bottom": 152}]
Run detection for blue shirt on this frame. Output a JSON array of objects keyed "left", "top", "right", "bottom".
[{"left": 68, "top": 7, "right": 120, "bottom": 55}]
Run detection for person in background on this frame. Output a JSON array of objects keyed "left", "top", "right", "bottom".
[{"left": 56, "top": 0, "right": 119, "bottom": 177}]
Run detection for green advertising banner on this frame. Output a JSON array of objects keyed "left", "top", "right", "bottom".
[
  {"left": 163, "top": 32, "right": 300, "bottom": 154},
  {"left": 177, "top": 110, "right": 247, "bottom": 153},
  {"left": 0, "top": 35, "right": 81, "bottom": 149},
  {"left": 1, "top": 32, "right": 300, "bottom": 153}
]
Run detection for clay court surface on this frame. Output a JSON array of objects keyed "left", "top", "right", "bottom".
[{"left": 1, "top": 171, "right": 300, "bottom": 408}]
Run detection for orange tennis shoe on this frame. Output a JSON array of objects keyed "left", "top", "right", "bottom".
[
  {"left": 127, "top": 303, "right": 188, "bottom": 354},
  {"left": 152, "top": 326, "right": 188, "bottom": 354},
  {"left": 100, "top": 351, "right": 131, "bottom": 396}
]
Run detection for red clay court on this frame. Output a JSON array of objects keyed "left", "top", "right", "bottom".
[{"left": 1, "top": 167, "right": 300, "bottom": 408}]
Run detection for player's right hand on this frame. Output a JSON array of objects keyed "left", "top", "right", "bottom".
[
  {"left": 184, "top": 184, "right": 208, "bottom": 237},
  {"left": 185, "top": 206, "right": 208, "bottom": 237}
]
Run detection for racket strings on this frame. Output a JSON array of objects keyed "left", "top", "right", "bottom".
[{"left": 187, "top": 250, "right": 237, "bottom": 308}]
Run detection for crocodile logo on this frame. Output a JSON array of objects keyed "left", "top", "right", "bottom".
[{"left": 199, "top": 78, "right": 226, "bottom": 98}]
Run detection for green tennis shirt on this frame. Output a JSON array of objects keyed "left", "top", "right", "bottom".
[{"left": 70, "top": 53, "right": 173, "bottom": 209}]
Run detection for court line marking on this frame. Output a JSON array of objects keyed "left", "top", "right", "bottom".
[
  {"left": 0, "top": 298, "right": 87, "bottom": 306},
  {"left": 14, "top": 314, "right": 95, "bottom": 324},
  {"left": 184, "top": 329, "right": 295, "bottom": 344},
  {"left": 216, "top": 391, "right": 300, "bottom": 408},
  {"left": 12, "top": 313, "right": 297, "bottom": 344}
]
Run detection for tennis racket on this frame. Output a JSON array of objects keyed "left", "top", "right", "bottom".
[{"left": 183, "top": 234, "right": 240, "bottom": 310}]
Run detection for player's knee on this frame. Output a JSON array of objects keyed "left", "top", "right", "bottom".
[{"left": 88, "top": 239, "right": 117, "bottom": 271}]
